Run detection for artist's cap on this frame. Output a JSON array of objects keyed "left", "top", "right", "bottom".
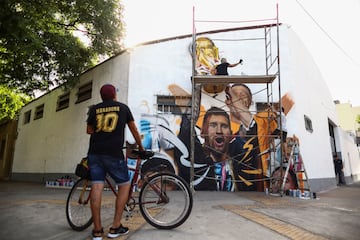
[{"left": 100, "top": 84, "right": 116, "bottom": 101}]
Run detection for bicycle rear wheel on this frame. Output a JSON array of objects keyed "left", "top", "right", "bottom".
[
  {"left": 139, "top": 173, "right": 193, "bottom": 229},
  {"left": 66, "top": 178, "right": 93, "bottom": 231}
]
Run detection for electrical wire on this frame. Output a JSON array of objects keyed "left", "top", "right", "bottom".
[{"left": 295, "top": 0, "right": 359, "bottom": 66}]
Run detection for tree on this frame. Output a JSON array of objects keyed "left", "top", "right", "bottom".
[
  {"left": 0, "top": 85, "right": 32, "bottom": 123},
  {"left": 0, "top": 0, "right": 125, "bottom": 95},
  {"left": 356, "top": 114, "right": 360, "bottom": 131}
]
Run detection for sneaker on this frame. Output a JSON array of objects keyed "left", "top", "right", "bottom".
[
  {"left": 107, "top": 225, "right": 129, "bottom": 238},
  {"left": 92, "top": 228, "right": 104, "bottom": 240}
]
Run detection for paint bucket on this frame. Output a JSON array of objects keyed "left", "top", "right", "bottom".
[{"left": 304, "top": 191, "right": 310, "bottom": 198}]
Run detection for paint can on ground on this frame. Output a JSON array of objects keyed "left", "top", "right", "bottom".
[
  {"left": 303, "top": 191, "right": 310, "bottom": 198},
  {"left": 312, "top": 192, "right": 317, "bottom": 199}
]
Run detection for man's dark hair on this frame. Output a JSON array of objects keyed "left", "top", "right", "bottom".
[
  {"left": 225, "top": 83, "right": 252, "bottom": 107},
  {"left": 201, "top": 106, "right": 232, "bottom": 157},
  {"left": 201, "top": 106, "right": 230, "bottom": 135}
]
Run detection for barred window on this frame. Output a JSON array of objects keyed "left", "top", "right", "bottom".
[
  {"left": 24, "top": 110, "right": 31, "bottom": 124},
  {"left": 34, "top": 104, "right": 45, "bottom": 120},
  {"left": 156, "top": 95, "right": 191, "bottom": 115},
  {"left": 56, "top": 92, "right": 70, "bottom": 111},
  {"left": 304, "top": 115, "right": 313, "bottom": 133}
]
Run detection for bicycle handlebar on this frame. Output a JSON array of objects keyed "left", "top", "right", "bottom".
[{"left": 131, "top": 150, "right": 154, "bottom": 160}]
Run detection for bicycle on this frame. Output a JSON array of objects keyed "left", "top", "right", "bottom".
[{"left": 66, "top": 149, "right": 193, "bottom": 231}]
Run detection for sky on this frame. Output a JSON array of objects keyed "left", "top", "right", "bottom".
[{"left": 122, "top": 0, "right": 360, "bottom": 106}]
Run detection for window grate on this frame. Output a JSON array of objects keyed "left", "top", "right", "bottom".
[
  {"left": 23, "top": 110, "right": 31, "bottom": 124},
  {"left": 156, "top": 95, "right": 192, "bottom": 115},
  {"left": 56, "top": 92, "right": 70, "bottom": 111},
  {"left": 34, "top": 104, "right": 45, "bottom": 120},
  {"left": 304, "top": 115, "right": 313, "bottom": 133},
  {"left": 76, "top": 82, "right": 92, "bottom": 104}
]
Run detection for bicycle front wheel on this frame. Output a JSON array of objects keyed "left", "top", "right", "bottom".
[
  {"left": 66, "top": 178, "right": 93, "bottom": 231},
  {"left": 139, "top": 173, "right": 193, "bottom": 229}
]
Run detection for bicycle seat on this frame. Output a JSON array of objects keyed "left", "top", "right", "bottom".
[{"left": 131, "top": 150, "right": 154, "bottom": 159}]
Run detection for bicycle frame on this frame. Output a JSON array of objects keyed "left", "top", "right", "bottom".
[
  {"left": 80, "top": 155, "right": 168, "bottom": 206},
  {"left": 126, "top": 156, "right": 170, "bottom": 210},
  {"left": 66, "top": 151, "right": 193, "bottom": 231},
  {"left": 91, "top": 154, "right": 167, "bottom": 212},
  {"left": 71, "top": 155, "right": 143, "bottom": 211}
]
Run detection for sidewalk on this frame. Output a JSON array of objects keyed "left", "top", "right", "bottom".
[{"left": 0, "top": 181, "right": 359, "bottom": 240}]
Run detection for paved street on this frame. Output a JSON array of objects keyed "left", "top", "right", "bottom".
[{"left": 0, "top": 181, "right": 359, "bottom": 240}]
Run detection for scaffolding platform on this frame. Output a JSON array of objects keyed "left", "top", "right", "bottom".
[{"left": 193, "top": 75, "right": 277, "bottom": 84}]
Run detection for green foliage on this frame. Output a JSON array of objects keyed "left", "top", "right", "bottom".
[
  {"left": 0, "top": 0, "right": 125, "bottom": 95},
  {"left": 0, "top": 85, "right": 32, "bottom": 123},
  {"left": 356, "top": 114, "right": 360, "bottom": 131}
]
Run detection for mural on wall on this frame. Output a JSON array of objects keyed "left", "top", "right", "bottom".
[
  {"left": 194, "top": 37, "right": 220, "bottom": 75},
  {"left": 131, "top": 37, "right": 300, "bottom": 192}
]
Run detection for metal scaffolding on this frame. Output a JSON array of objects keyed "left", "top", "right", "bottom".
[{"left": 190, "top": 5, "right": 285, "bottom": 194}]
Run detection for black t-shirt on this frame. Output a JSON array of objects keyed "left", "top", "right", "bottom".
[
  {"left": 87, "top": 100, "right": 134, "bottom": 158},
  {"left": 216, "top": 62, "right": 230, "bottom": 75},
  {"left": 334, "top": 159, "right": 343, "bottom": 171}
]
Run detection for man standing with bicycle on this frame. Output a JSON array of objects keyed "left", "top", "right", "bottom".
[{"left": 87, "top": 84, "right": 144, "bottom": 240}]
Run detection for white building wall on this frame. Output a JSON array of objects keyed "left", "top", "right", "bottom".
[
  {"left": 337, "top": 128, "right": 360, "bottom": 182},
  {"left": 128, "top": 38, "right": 193, "bottom": 112},
  {"left": 11, "top": 25, "right": 359, "bottom": 191},
  {"left": 128, "top": 26, "right": 341, "bottom": 182},
  {"left": 278, "top": 27, "right": 342, "bottom": 191},
  {"left": 14, "top": 86, "right": 90, "bottom": 175},
  {"left": 12, "top": 53, "right": 131, "bottom": 178}
]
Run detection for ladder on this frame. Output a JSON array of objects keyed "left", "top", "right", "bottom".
[{"left": 281, "top": 140, "right": 312, "bottom": 198}]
